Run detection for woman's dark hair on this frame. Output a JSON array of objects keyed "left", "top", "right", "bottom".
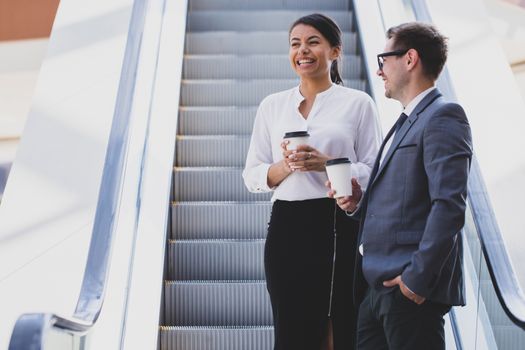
[
  {"left": 289, "top": 13, "right": 343, "bottom": 85},
  {"left": 387, "top": 22, "right": 448, "bottom": 81}
]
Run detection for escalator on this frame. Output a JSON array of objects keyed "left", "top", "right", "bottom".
[
  {"left": 6, "top": 1, "right": 525, "bottom": 349},
  {"left": 157, "top": 0, "right": 366, "bottom": 348}
]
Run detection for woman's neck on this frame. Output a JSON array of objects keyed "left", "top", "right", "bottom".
[{"left": 299, "top": 77, "right": 333, "bottom": 100}]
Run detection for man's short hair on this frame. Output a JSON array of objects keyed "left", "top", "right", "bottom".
[{"left": 387, "top": 22, "right": 448, "bottom": 80}]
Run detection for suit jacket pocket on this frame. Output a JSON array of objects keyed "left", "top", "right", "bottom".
[
  {"left": 397, "top": 143, "right": 417, "bottom": 149},
  {"left": 396, "top": 230, "right": 423, "bottom": 245}
]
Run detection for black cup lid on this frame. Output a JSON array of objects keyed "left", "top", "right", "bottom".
[
  {"left": 326, "top": 157, "right": 351, "bottom": 166},
  {"left": 284, "top": 131, "right": 310, "bottom": 138}
]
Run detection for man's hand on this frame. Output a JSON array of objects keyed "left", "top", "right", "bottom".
[
  {"left": 383, "top": 275, "right": 426, "bottom": 305},
  {"left": 326, "top": 178, "right": 363, "bottom": 212}
]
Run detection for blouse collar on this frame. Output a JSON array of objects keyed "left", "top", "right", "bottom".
[{"left": 293, "top": 83, "right": 336, "bottom": 108}]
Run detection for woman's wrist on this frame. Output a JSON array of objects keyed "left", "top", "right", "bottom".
[{"left": 267, "top": 160, "right": 292, "bottom": 188}]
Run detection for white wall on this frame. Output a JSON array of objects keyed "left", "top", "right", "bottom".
[
  {"left": 0, "top": 39, "right": 48, "bottom": 197},
  {"left": 0, "top": 0, "right": 134, "bottom": 348}
]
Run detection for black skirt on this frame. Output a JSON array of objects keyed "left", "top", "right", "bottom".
[{"left": 265, "top": 198, "right": 359, "bottom": 350}]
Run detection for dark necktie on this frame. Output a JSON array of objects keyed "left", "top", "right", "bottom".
[
  {"left": 394, "top": 112, "right": 408, "bottom": 134},
  {"left": 367, "top": 112, "right": 408, "bottom": 184}
]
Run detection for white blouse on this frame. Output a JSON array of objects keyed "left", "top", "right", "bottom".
[{"left": 243, "top": 84, "right": 383, "bottom": 202}]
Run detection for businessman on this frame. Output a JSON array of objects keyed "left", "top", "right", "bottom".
[{"left": 328, "top": 22, "right": 473, "bottom": 349}]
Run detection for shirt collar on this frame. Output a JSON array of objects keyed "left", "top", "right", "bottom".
[
  {"left": 293, "top": 83, "right": 336, "bottom": 108},
  {"left": 403, "top": 86, "right": 435, "bottom": 116}
]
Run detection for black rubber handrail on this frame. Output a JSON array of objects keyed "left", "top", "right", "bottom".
[
  {"left": 467, "top": 159, "right": 525, "bottom": 328},
  {"left": 409, "top": 0, "right": 525, "bottom": 330},
  {"left": 8, "top": 0, "right": 153, "bottom": 348}
]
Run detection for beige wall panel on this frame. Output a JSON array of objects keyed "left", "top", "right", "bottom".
[{"left": 0, "top": 0, "right": 60, "bottom": 41}]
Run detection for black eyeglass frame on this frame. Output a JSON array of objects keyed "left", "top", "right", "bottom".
[{"left": 377, "top": 49, "right": 410, "bottom": 70}]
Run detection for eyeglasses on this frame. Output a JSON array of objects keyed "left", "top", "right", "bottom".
[{"left": 377, "top": 49, "right": 409, "bottom": 70}]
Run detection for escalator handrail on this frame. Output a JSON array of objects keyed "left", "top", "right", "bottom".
[
  {"left": 409, "top": 0, "right": 525, "bottom": 330},
  {"left": 467, "top": 160, "right": 525, "bottom": 328},
  {"left": 8, "top": 0, "right": 153, "bottom": 348}
]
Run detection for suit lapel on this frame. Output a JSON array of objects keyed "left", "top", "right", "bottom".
[{"left": 369, "top": 89, "right": 442, "bottom": 188}]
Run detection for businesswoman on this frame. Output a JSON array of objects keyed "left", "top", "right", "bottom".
[{"left": 243, "top": 14, "right": 382, "bottom": 350}]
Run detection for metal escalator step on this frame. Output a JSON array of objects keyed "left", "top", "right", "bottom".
[
  {"left": 491, "top": 325, "right": 525, "bottom": 350},
  {"left": 178, "top": 107, "right": 257, "bottom": 135},
  {"left": 189, "top": 0, "right": 350, "bottom": 11},
  {"left": 181, "top": 79, "right": 366, "bottom": 106},
  {"left": 187, "top": 10, "right": 352, "bottom": 32},
  {"left": 173, "top": 168, "right": 271, "bottom": 202},
  {"left": 168, "top": 239, "right": 265, "bottom": 281},
  {"left": 183, "top": 54, "right": 362, "bottom": 80},
  {"left": 171, "top": 202, "right": 271, "bottom": 240},
  {"left": 479, "top": 280, "right": 516, "bottom": 327},
  {"left": 185, "top": 31, "right": 356, "bottom": 55},
  {"left": 159, "top": 326, "right": 274, "bottom": 350},
  {"left": 181, "top": 79, "right": 296, "bottom": 106},
  {"left": 176, "top": 136, "right": 249, "bottom": 167},
  {"left": 164, "top": 281, "right": 272, "bottom": 326}
]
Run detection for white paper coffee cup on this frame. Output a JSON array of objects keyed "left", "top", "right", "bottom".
[
  {"left": 325, "top": 158, "right": 353, "bottom": 197},
  {"left": 284, "top": 131, "right": 310, "bottom": 150}
]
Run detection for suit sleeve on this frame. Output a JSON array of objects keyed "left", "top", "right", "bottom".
[{"left": 401, "top": 103, "right": 473, "bottom": 298}]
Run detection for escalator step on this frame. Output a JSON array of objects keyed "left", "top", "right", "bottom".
[
  {"left": 158, "top": 326, "right": 273, "bottom": 350},
  {"left": 187, "top": 10, "right": 352, "bottom": 32},
  {"left": 491, "top": 325, "right": 525, "bottom": 350},
  {"left": 178, "top": 107, "right": 257, "bottom": 136},
  {"left": 170, "top": 202, "right": 271, "bottom": 240},
  {"left": 188, "top": 0, "right": 350, "bottom": 11},
  {"left": 183, "top": 54, "right": 362, "bottom": 80},
  {"left": 185, "top": 31, "right": 357, "bottom": 55},
  {"left": 168, "top": 239, "right": 265, "bottom": 281},
  {"left": 172, "top": 168, "right": 271, "bottom": 202},
  {"left": 164, "top": 281, "right": 272, "bottom": 326},
  {"left": 180, "top": 79, "right": 366, "bottom": 106},
  {"left": 175, "top": 136, "right": 250, "bottom": 167}
]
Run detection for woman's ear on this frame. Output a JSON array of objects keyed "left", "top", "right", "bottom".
[{"left": 331, "top": 46, "right": 342, "bottom": 60}]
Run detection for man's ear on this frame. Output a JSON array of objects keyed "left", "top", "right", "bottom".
[{"left": 406, "top": 48, "right": 419, "bottom": 69}]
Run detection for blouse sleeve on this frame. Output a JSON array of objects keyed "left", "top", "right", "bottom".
[
  {"left": 242, "top": 99, "right": 275, "bottom": 193},
  {"left": 351, "top": 96, "right": 383, "bottom": 190}
]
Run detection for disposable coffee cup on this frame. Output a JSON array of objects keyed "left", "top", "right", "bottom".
[
  {"left": 283, "top": 131, "right": 310, "bottom": 150},
  {"left": 325, "top": 158, "right": 353, "bottom": 197}
]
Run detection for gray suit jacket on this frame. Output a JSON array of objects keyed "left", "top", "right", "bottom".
[{"left": 355, "top": 89, "right": 472, "bottom": 306}]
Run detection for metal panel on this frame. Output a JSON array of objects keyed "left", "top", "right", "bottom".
[
  {"left": 187, "top": 10, "right": 352, "bottom": 31},
  {"left": 188, "top": 0, "right": 350, "bottom": 11},
  {"left": 178, "top": 107, "right": 258, "bottom": 135},
  {"left": 170, "top": 202, "right": 271, "bottom": 240},
  {"left": 183, "top": 55, "right": 362, "bottom": 80},
  {"left": 164, "top": 281, "right": 272, "bottom": 326},
  {"left": 168, "top": 240, "right": 265, "bottom": 280},
  {"left": 173, "top": 168, "right": 272, "bottom": 201},
  {"left": 175, "top": 136, "right": 250, "bottom": 167},
  {"left": 180, "top": 79, "right": 366, "bottom": 106},
  {"left": 159, "top": 326, "right": 274, "bottom": 350},
  {"left": 185, "top": 31, "right": 357, "bottom": 55}
]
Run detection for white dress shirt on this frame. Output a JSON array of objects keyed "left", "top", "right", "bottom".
[
  {"left": 379, "top": 86, "right": 436, "bottom": 165},
  {"left": 243, "top": 84, "right": 382, "bottom": 202}
]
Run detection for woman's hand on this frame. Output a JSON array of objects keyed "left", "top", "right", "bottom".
[
  {"left": 280, "top": 140, "right": 302, "bottom": 172},
  {"left": 286, "top": 144, "right": 330, "bottom": 172}
]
